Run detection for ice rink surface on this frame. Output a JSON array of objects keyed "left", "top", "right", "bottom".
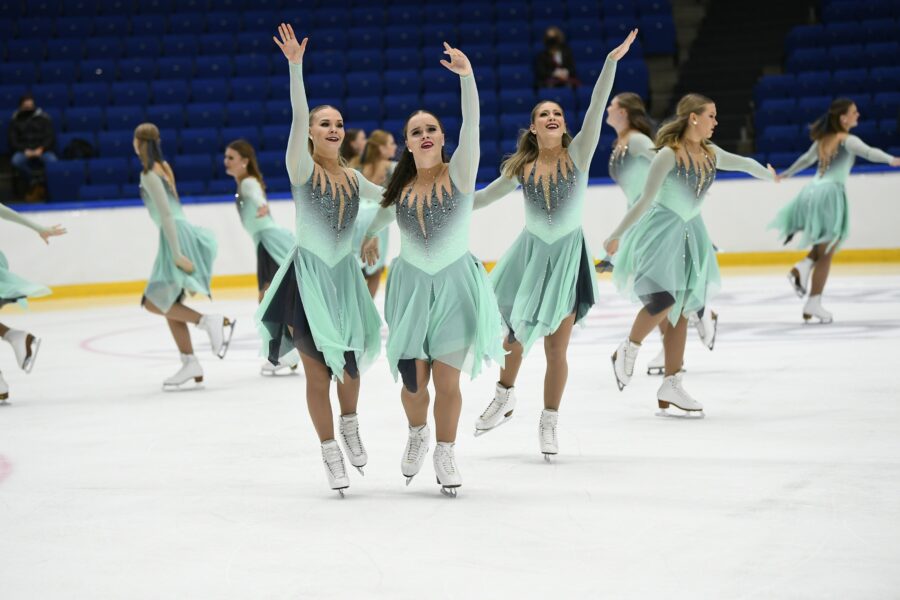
[{"left": 1, "top": 267, "right": 899, "bottom": 599}]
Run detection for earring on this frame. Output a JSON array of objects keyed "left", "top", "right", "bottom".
[{"left": 692, "top": 121, "right": 698, "bottom": 125}]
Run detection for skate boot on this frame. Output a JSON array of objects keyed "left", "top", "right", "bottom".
[
  {"left": 197, "top": 314, "right": 236, "bottom": 359},
  {"left": 594, "top": 259, "right": 614, "bottom": 273},
  {"left": 433, "top": 441, "right": 461, "bottom": 497},
  {"left": 260, "top": 349, "right": 300, "bottom": 376},
  {"left": 656, "top": 372, "right": 704, "bottom": 419},
  {"left": 401, "top": 423, "right": 430, "bottom": 485},
  {"left": 646, "top": 347, "right": 665, "bottom": 375},
  {"left": 474, "top": 382, "right": 516, "bottom": 436},
  {"left": 611, "top": 338, "right": 641, "bottom": 390},
  {"left": 0, "top": 369, "right": 8, "bottom": 404},
  {"left": 539, "top": 409, "right": 558, "bottom": 461},
  {"left": 338, "top": 413, "right": 368, "bottom": 475},
  {"left": 321, "top": 439, "right": 350, "bottom": 497},
  {"left": 3, "top": 329, "right": 41, "bottom": 373},
  {"left": 802, "top": 295, "right": 833, "bottom": 324},
  {"left": 693, "top": 309, "right": 718, "bottom": 351},
  {"left": 162, "top": 353, "right": 204, "bottom": 391},
  {"left": 788, "top": 258, "right": 814, "bottom": 298}
]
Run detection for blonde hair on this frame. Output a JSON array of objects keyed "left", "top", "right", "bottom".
[
  {"left": 500, "top": 101, "right": 574, "bottom": 180},
  {"left": 654, "top": 94, "right": 715, "bottom": 156},
  {"left": 134, "top": 122, "right": 177, "bottom": 194},
  {"left": 360, "top": 129, "right": 393, "bottom": 179},
  {"left": 308, "top": 105, "right": 348, "bottom": 166}
]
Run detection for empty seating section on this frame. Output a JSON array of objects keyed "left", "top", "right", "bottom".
[
  {"left": 755, "top": 0, "right": 900, "bottom": 168},
  {"left": 0, "top": 0, "right": 675, "bottom": 201}
]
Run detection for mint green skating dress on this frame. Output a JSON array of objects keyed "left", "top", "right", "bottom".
[
  {"left": 366, "top": 74, "right": 506, "bottom": 390},
  {"left": 255, "top": 62, "right": 382, "bottom": 381},
  {"left": 607, "top": 146, "right": 774, "bottom": 325},
  {"left": 609, "top": 131, "right": 655, "bottom": 208},
  {"left": 352, "top": 162, "right": 394, "bottom": 276},
  {"left": 770, "top": 134, "right": 896, "bottom": 253},
  {"left": 0, "top": 203, "right": 52, "bottom": 308},
  {"left": 472, "top": 55, "right": 620, "bottom": 355},
  {"left": 140, "top": 170, "right": 217, "bottom": 313},
  {"left": 234, "top": 176, "right": 295, "bottom": 289}
]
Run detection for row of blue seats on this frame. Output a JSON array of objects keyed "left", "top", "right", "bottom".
[
  {"left": 758, "top": 121, "right": 900, "bottom": 153},
  {"left": 785, "top": 42, "right": 899, "bottom": 72},
  {"left": 1, "top": 0, "right": 672, "bottom": 21},
  {"left": 0, "top": 39, "right": 647, "bottom": 84},
  {"left": 754, "top": 67, "right": 900, "bottom": 104},
  {"left": 821, "top": 0, "right": 899, "bottom": 23},
  {"left": 756, "top": 93, "right": 900, "bottom": 131},
  {"left": 785, "top": 20, "right": 900, "bottom": 51}
]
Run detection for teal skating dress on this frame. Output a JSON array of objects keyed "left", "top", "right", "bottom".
[
  {"left": 234, "top": 176, "right": 295, "bottom": 290},
  {"left": 140, "top": 170, "right": 217, "bottom": 313},
  {"left": 366, "top": 74, "right": 506, "bottom": 391},
  {"left": 472, "top": 55, "right": 620, "bottom": 354},
  {"left": 352, "top": 162, "right": 394, "bottom": 276},
  {"left": 255, "top": 62, "right": 383, "bottom": 381},
  {"left": 0, "top": 203, "right": 52, "bottom": 308},
  {"left": 609, "top": 131, "right": 655, "bottom": 208},
  {"left": 608, "top": 145, "right": 774, "bottom": 325},
  {"left": 770, "top": 134, "right": 895, "bottom": 253}
]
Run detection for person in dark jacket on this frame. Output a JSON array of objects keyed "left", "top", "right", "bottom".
[
  {"left": 8, "top": 94, "right": 58, "bottom": 186},
  {"left": 534, "top": 27, "right": 581, "bottom": 89}
]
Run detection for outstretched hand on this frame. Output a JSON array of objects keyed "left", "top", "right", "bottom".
[
  {"left": 256, "top": 204, "right": 270, "bottom": 218},
  {"left": 891, "top": 157, "right": 900, "bottom": 167},
  {"left": 39, "top": 224, "right": 66, "bottom": 244},
  {"left": 604, "top": 238, "right": 619, "bottom": 257},
  {"left": 768, "top": 164, "right": 780, "bottom": 182},
  {"left": 273, "top": 23, "right": 307, "bottom": 64},
  {"left": 439, "top": 42, "right": 472, "bottom": 77},
  {"left": 609, "top": 29, "right": 638, "bottom": 61},
  {"left": 361, "top": 237, "right": 380, "bottom": 267}
]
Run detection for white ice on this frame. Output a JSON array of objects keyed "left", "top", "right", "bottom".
[{"left": 1, "top": 269, "right": 900, "bottom": 599}]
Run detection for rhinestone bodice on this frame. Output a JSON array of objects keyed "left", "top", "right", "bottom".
[{"left": 292, "top": 169, "right": 361, "bottom": 267}]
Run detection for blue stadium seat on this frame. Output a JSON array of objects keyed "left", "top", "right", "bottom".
[
  {"left": 1, "top": 63, "right": 38, "bottom": 86},
  {"left": 241, "top": 10, "right": 279, "bottom": 32},
  {"left": 145, "top": 104, "right": 184, "bottom": 129},
  {"left": 865, "top": 42, "right": 899, "bottom": 68},
  {"left": 221, "top": 126, "right": 261, "bottom": 147},
  {"left": 639, "top": 15, "right": 676, "bottom": 55},
  {"left": 602, "top": 17, "right": 632, "bottom": 40},
  {"left": 459, "top": 22, "right": 496, "bottom": 46},
  {"left": 786, "top": 48, "right": 828, "bottom": 73},
  {"left": 6, "top": 40, "right": 45, "bottom": 62},
  {"left": 264, "top": 99, "right": 291, "bottom": 125},
  {"left": 603, "top": 0, "right": 638, "bottom": 18},
  {"left": 421, "top": 23, "right": 459, "bottom": 46},
  {"left": 39, "top": 60, "right": 80, "bottom": 84},
  {"left": 571, "top": 40, "right": 609, "bottom": 65},
  {"left": 257, "top": 151, "right": 286, "bottom": 180},
  {"left": 346, "top": 73, "right": 383, "bottom": 98},
  {"left": 204, "top": 12, "right": 242, "bottom": 32},
  {"left": 877, "top": 119, "right": 900, "bottom": 148},
  {"left": 422, "top": 93, "right": 461, "bottom": 119},
  {"left": 639, "top": 0, "right": 671, "bottom": 14},
  {"left": 143, "top": 0, "right": 176, "bottom": 14},
  {"left": 567, "top": 19, "right": 602, "bottom": 43},
  {"left": 861, "top": 19, "right": 900, "bottom": 43},
  {"left": 796, "top": 71, "right": 832, "bottom": 97},
  {"left": 185, "top": 103, "right": 225, "bottom": 128},
  {"left": 381, "top": 119, "right": 405, "bottom": 138},
  {"left": 531, "top": 1, "right": 560, "bottom": 20},
  {"left": 421, "top": 68, "right": 458, "bottom": 93},
  {"left": 14, "top": 17, "right": 43, "bottom": 38},
  {"left": 179, "top": 128, "right": 222, "bottom": 154},
  {"left": 110, "top": 82, "right": 149, "bottom": 107},
  {"left": 346, "top": 50, "right": 384, "bottom": 73},
  {"left": 384, "top": 70, "right": 420, "bottom": 95},
  {"left": 45, "top": 159, "right": 87, "bottom": 202},
  {"left": 78, "top": 58, "right": 117, "bottom": 84},
  {"left": 105, "top": 105, "right": 145, "bottom": 131},
  {"left": 97, "top": 130, "right": 136, "bottom": 158},
  {"left": 30, "top": 83, "right": 68, "bottom": 111},
  {"left": 167, "top": 13, "right": 205, "bottom": 36},
  {"left": 384, "top": 48, "right": 422, "bottom": 71},
  {"left": 480, "top": 115, "right": 500, "bottom": 142},
  {"left": 828, "top": 45, "right": 865, "bottom": 70},
  {"left": 459, "top": 1, "right": 493, "bottom": 22},
  {"left": 873, "top": 92, "right": 900, "bottom": 119},
  {"left": 260, "top": 124, "right": 289, "bottom": 152},
  {"left": 132, "top": 14, "right": 168, "bottom": 36},
  {"left": 479, "top": 92, "right": 499, "bottom": 117},
  {"left": 313, "top": 28, "right": 346, "bottom": 52},
  {"left": 870, "top": 67, "right": 900, "bottom": 93},
  {"left": 349, "top": 28, "right": 385, "bottom": 50},
  {"left": 79, "top": 183, "right": 122, "bottom": 201},
  {"left": 754, "top": 74, "right": 796, "bottom": 104},
  {"left": 383, "top": 94, "right": 422, "bottom": 120},
  {"left": 234, "top": 55, "right": 271, "bottom": 77},
  {"left": 499, "top": 89, "right": 538, "bottom": 114},
  {"left": 172, "top": 154, "right": 213, "bottom": 181},
  {"left": 306, "top": 74, "right": 346, "bottom": 99},
  {"left": 495, "top": 43, "right": 532, "bottom": 66},
  {"left": 199, "top": 34, "right": 235, "bottom": 57},
  {"left": 191, "top": 79, "right": 230, "bottom": 102},
  {"left": 497, "top": 66, "right": 533, "bottom": 89},
  {"left": 83, "top": 37, "right": 123, "bottom": 60},
  {"left": 54, "top": 17, "right": 93, "bottom": 38},
  {"left": 832, "top": 69, "right": 869, "bottom": 95},
  {"left": 207, "top": 179, "right": 234, "bottom": 195},
  {"left": 345, "top": 97, "right": 383, "bottom": 121},
  {"left": 759, "top": 125, "right": 804, "bottom": 153},
  {"left": 224, "top": 101, "right": 264, "bottom": 127},
  {"left": 176, "top": 181, "right": 207, "bottom": 196},
  {"left": 474, "top": 68, "right": 497, "bottom": 93},
  {"left": 64, "top": 107, "right": 104, "bottom": 132},
  {"left": 118, "top": 58, "right": 158, "bottom": 81},
  {"left": 797, "top": 96, "right": 832, "bottom": 124},
  {"left": 383, "top": 26, "right": 421, "bottom": 50},
  {"left": 352, "top": 7, "right": 386, "bottom": 28},
  {"left": 93, "top": 16, "right": 128, "bottom": 37},
  {"left": 766, "top": 152, "right": 798, "bottom": 169},
  {"left": 195, "top": 55, "right": 234, "bottom": 78},
  {"left": 87, "top": 157, "right": 130, "bottom": 185},
  {"left": 823, "top": 3, "right": 855, "bottom": 24},
  {"left": 824, "top": 22, "right": 866, "bottom": 46},
  {"left": 613, "top": 61, "right": 650, "bottom": 98},
  {"left": 539, "top": 88, "right": 577, "bottom": 114},
  {"left": 148, "top": 80, "right": 187, "bottom": 105},
  {"left": 123, "top": 37, "right": 162, "bottom": 59},
  {"left": 785, "top": 25, "right": 827, "bottom": 52},
  {"left": 70, "top": 81, "right": 110, "bottom": 106},
  {"left": 309, "top": 52, "right": 348, "bottom": 75},
  {"left": 161, "top": 35, "right": 200, "bottom": 58},
  {"left": 157, "top": 57, "right": 194, "bottom": 80},
  {"left": 499, "top": 113, "right": 531, "bottom": 141},
  {"left": 234, "top": 32, "right": 272, "bottom": 56},
  {"left": 230, "top": 78, "right": 270, "bottom": 104},
  {"left": 465, "top": 45, "right": 496, "bottom": 69}
]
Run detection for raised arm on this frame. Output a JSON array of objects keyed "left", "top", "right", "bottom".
[
  {"left": 142, "top": 172, "right": 182, "bottom": 258},
  {"left": 606, "top": 147, "right": 676, "bottom": 244},
  {"left": 780, "top": 142, "right": 819, "bottom": 178},
  {"left": 473, "top": 175, "right": 519, "bottom": 210},
  {"left": 568, "top": 30, "right": 638, "bottom": 171},
  {"left": 713, "top": 146, "right": 776, "bottom": 180},
  {"left": 627, "top": 131, "right": 656, "bottom": 161},
  {"left": 844, "top": 135, "right": 897, "bottom": 165},
  {"left": 443, "top": 44, "right": 479, "bottom": 194},
  {"left": 274, "top": 24, "right": 313, "bottom": 187},
  {"left": 0, "top": 202, "right": 47, "bottom": 233}
]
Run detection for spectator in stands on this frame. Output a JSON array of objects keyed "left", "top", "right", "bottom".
[
  {"left": 534, "top": 27, "right": 580, "bottom": 89},
  {"left": 8, "top": 94, "right": 57, "bottom": 201},
  {"left": 340, "top": 128, "right": 366, "bottom": 168}
]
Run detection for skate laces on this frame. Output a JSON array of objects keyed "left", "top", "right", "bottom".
[
  {"left": 436, "top": 445, "right": 456, "bottom": 475},
  {"left": 323, "top": 445, "right": 346, "bottom": 477},
  {"left": 341, "top": 418, "right": 363, "bottom": 456},
  {"left": 480, "top": 387, "right": 510, "bottom": 421},
  {"left": 405, "top": 429, "right": 424, "bottom": 462},
  {"left": 540, "top": 414, "right": 558, "bottom": 445}
]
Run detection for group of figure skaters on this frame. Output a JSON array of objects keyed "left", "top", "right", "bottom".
[{"left": 2, "top": 23, "right": 898, "bottom": 497}]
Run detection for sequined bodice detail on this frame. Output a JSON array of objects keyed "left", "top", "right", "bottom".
[
  {"left": 673, "top": 153, "right": 716, "bottom": 199},
  {"left": 396, "top": 182, "right": 461, "bottom": 249},
  {"left": 523, "top": 160, "right": 577, "bottom": 225},
  {"left": 608, "top": 144, "right": 629, "bottom": 183},
  {"left": 292, "top": 169, "right": 361, "bottom": 267},
  {"left": 817, "top": 142, "right": 850, "bottom": 178},
  {"left": 309, "top": 170, "right": 360, "bottom": 239}
]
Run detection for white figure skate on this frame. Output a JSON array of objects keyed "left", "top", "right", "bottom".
[
  {"left": 539, "top": 409, "right": 558, "bottom": 461},
  {"left": 802, "top": 295, "right": 833, "bottom": 324},
  {"left": 260, "top": 348, "right": 300, "bottom": 376},
  {"left": 339, "top": 413, "right": 368, "bottom": 475},
  {"left": 401, "top": 423, "right": 430, "bottom": 485},
  {"left": 693, "top": 309, "right": 718, "bottom": 350},
  {"left": 433, "top": 441, "right": 461, "bottom": 497},
  {"left": 197, "top": 314, "right": 236, "bottom": 359},
  {"left": 612, "top": 338, "right": 641, "bottom": 390},
  {"left": 656, "top": 372, "right": 704, "bottom": 419},
  {"left": 788, "top": 258, "right": 814, "bottom": 298},
  {"left": 162, "top": 353, "right": 204, "bottom": 391},
  {"left": 3, "top": 329, "right": 41, "bottom": 373},
  {"left": 321, "top": 439, "right": 350, "bottom": 497},
  {"left": 474, "top": 383, "right": 516, "bottom": 436},
  {"left": 0, "top": 369, "right": 8, "bottom": 403}
]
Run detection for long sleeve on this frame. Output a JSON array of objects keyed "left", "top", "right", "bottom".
[
  {"left": 473, "top": 175, "right": 519, "bottom": 210},
  {"left": 239, "top": 177, "right": 267, "bottom": 209},
  {"left": 781, "top": 142, "right": 819, "bottom": 178},
  {"left": 845, "top": 135, "right": 895, "bottom": 165},
  {"left": 713, "top": 146, "right": 775, "bottom": 180},
  {"left": 365, "top": 206, "right": 395, "bottom": 238},
  {"left": 0, "top": 202, "right": 46, "bottom": 233},
  {"left": 606, "top": 147, "right": 676, "bottom": 241},
  {"left": 141, "top": 172, "right": 182, "bottom": 257},
  {"left": 568, "top": 55, "right": 618, "bottom": 172},
  {"left": 355, "top": 170, "right": 385, "bottom": 204},
  {"left": 448, "top": 74, "right": 480, "bottom": 194},
  {"left": 286, "top": 62, "right": 314, "bottom": 187},
  {"left": 627, "top": 132, "right": 656, "bottom": 161}
]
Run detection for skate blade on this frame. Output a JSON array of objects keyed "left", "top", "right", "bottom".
[
  {"left": 543, "top": 452, "right": 557, "bottom": 462},
  {"left": 437, "top": 479, "right": 460, "bottom": 498},
  {"left": 611, "top": 353, "right": 627, "bottom": 391},
  {"left": 353, "top": 466, "right": 365, "bottom": 476},
  {"left": 655, "top": 407, "right": 705, "bottom": 419},
  {"left": 0, "top": 394, "right": 9, "bottom": 404},
  {"left": 646, "top": 366, "right": 664, "bottom": 376},
  {"left": 802, "top": 314, "right": 833, "bottom": 325},
  {"left": 23, "top": 335, "right": 41, "bottom": 373},
  {"left": 474, "top": 413, "right": 513, "bottom": 437},
  {"left": 162, "top": 377, "right": 204, "bottom": 392},
  {"left": 336, "top": 488, "right": 349, "bottom": 498},
  {"left": 260, "top": 364, "right": 300, "bottom": 376},
  {"left": 405, "top": 474, "right": 418, "bottom": 486},
  {"left": 788, "top": 271, "right": 806, "bottom": 298},
  {"left": 705, "top": 313, "right": 718, "bottom": 351},
  {"left": 216, "top": 318, "right": 237, "bottom": 359}
]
